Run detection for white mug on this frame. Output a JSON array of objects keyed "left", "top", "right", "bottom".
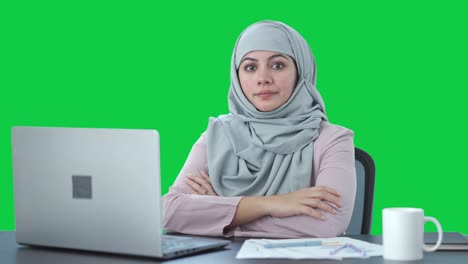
[{"left": 382, "top": 208, "right": 443, "bottom": 261}]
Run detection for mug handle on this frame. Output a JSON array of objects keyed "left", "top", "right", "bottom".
[{"left": 423, "top": 216, "right": 443, "bottom": 252}]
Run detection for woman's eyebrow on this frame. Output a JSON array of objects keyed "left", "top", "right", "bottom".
[
  {"left": 241, "top": 57, "right": 257, "bottom": 64},
  {"left": 268, "top": 54, "right": 289, "bottom": 61}
]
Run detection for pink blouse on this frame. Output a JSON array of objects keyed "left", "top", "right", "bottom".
[{"left": 163, "top": 121, "right": 356, "bottom": 238}]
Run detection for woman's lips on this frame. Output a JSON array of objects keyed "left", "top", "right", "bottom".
[{"left": 256, "top": 91, "right": 277, "bottom": 99}]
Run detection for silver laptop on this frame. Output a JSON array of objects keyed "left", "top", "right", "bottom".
[{"left": 11, "top": 126, "right": 230, "bottom": 259}]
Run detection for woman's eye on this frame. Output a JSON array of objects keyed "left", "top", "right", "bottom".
[
  {"left": 244, "top": 65, "right": 256, "bottom": 72},
  {"left": 272, "top": 63, "right": 285, "bottom": 70}
]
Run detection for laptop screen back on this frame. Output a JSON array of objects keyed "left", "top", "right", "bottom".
[{"left": 12, "top": 127, "right": 164, "bottom": 257}]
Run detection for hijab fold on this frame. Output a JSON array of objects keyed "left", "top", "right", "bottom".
[{"left": 206, "top": 21, "right": 327, "bottom": 197}]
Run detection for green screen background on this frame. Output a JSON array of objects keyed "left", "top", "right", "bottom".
[{"left": 1, "top": 1, "right": 467, "bottom": 234}]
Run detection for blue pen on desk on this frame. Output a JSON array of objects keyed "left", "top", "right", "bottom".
[
  {"left": 263, "top": 240, "right": 340, "bottom": 249},
  {"left": 329, "top": 243, "right": 367, "bottom": 257}
]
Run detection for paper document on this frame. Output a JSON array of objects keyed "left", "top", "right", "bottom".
[{"left": 236, "top": 237, "right": 383, "bottom": 260}]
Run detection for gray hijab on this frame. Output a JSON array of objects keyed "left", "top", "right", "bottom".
[{"left": 206, "top": 20, "right": 327, "bottom": 197}]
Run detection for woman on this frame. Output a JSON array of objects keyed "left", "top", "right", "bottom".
[{"left": 163, "top": 20, "right": 356, "bottom": 238}]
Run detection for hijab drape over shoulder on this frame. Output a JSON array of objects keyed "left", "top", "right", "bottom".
[{"left": 206, "top": 20, "right": 327, "bottom": 197}]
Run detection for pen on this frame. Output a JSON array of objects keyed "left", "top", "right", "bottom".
[
  {"left": 263, "top": 240, "right": 340, "bottom": 249},
  {"left": 329, "top": 243, "right": 367, "bottom": 257}
]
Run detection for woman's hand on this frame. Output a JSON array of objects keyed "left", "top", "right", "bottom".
[
  {"left": 265, "top": 186, "right": 342, "bottom": 220},
  {"left": 184, "top": 170, "right": 218, "bottom": 196},
  {"left": 225, "top": 186, "right": 342, "bottom": 229}
]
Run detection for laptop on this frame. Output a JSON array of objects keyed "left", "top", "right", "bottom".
[{"left": 11, "top": 126, "right": 230, "bottom": 259}]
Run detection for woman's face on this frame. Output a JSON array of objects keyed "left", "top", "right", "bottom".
[{"left": 238, "top": 51, "right": 297, "bottom": 112}]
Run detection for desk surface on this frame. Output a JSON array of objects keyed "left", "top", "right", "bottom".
[{"left": 1, "top": 231, "right": 468, "bottom": 264}]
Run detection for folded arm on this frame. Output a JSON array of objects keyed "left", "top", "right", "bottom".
[
  {"left": 163, "top": 133, "right": 243, "bottom": 236},
  {"left": 231, "top": 127, "right": 356, "bottom": 238},
  {"left": 163, "top": 125, "right": 356, "bottom": 237}
]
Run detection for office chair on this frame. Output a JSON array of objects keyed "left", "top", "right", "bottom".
[{"left": 345, "top": 147, "right": 375, "bottom": 235}]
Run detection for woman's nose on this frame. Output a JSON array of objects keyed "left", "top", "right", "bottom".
[{"left": 256, "top": 67, "right": 272, "bottom": 85}]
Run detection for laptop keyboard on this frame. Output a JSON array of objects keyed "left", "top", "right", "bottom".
[{"left": 162, "top": 235, "right": 198, "bottom": 254}]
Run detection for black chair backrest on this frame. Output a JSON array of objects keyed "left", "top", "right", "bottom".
[{"left": 345, "top": 147, "right": 375, "bottom": 235}]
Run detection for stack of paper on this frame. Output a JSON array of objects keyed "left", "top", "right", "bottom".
[{"left": 236, "top": 237, "right": 383, "bottom": 260}]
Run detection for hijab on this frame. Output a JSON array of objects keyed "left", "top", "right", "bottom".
[{"left": 206, "top": 20, "right": 327, "bottom": 197}]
